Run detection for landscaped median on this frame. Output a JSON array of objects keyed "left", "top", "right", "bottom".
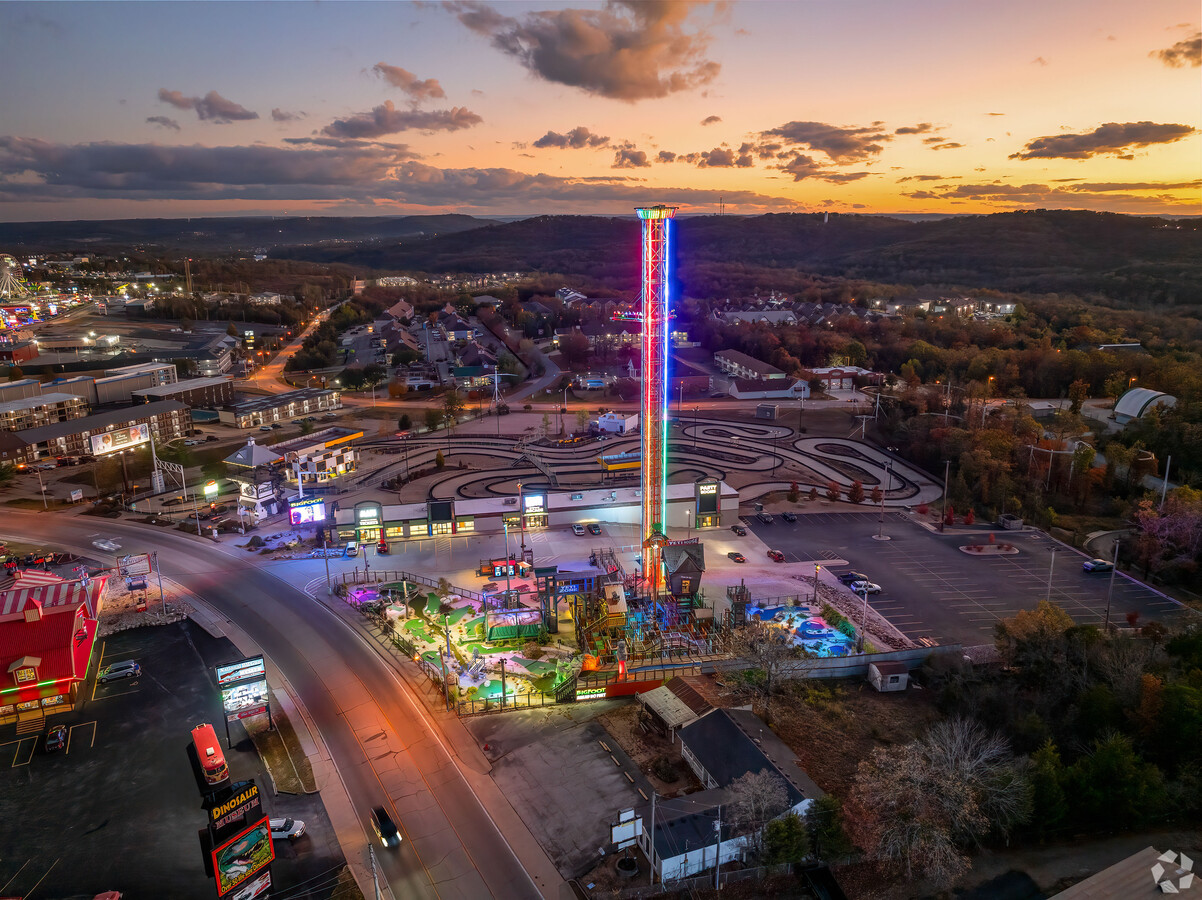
[{"left": 243, "top": 688, "right": 318, "bottom": 794}]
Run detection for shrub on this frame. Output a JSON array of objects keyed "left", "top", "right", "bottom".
[{"left": 651, "top": 755, "right": 679, "bottom": 783}]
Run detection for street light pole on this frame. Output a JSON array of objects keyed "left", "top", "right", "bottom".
[
  {"left": 876, "top": 461, "right": 891, "bottom": 540},
  {"left": 812, "top": 564, "right": 820, "bottom": 604},
  {"left": 1103, "top": 538, "right": 1121, "bottom": 630},
  {"left": 940, "top": 459, "right": 951, "bottom": 531},
  {"left": 1045, "top": 547, "right": 1057, "bottom": 603},
  {"left": 36, "top": 465, "right": 47, "bottom": 509},
  {"left": 857, "top": 587, "right": 869, "bottom": 653},
  {"left": 692, "top": 406, "right": 699, "bottom": 451}
]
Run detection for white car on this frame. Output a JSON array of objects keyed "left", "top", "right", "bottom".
[
  {"left": 269, "top": 817, "right": 306, "bottom": 840},
  {"left": 572, "top": 524, "right": 586, "bottom": 535},
  {"left": 92, "top": 539, "right": 121, "bottom": 552},
  {"left": 849, "top": 580, "right": 882, "bottom": 595}
]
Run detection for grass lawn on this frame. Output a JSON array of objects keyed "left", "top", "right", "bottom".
[
  {"left": 513, "top": 656, "right": 558, "bottom": 675},
  {"left": 445, "top": 606, "right": 475, "bottom": 626}
]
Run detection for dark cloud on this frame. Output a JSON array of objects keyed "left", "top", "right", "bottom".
[
  {"left": 612, "top": 147, "right": 649, "bottom": 168},
  {"left": 1010, "top": 121, "right": 1196, "bottom": 159},
  {"left": 532, "top": 126, "right": 609, "bottom": 149},
  {"left": 446, "top": 0, "right": 721, "bottom": 101},
  {"left": 697, "top": 147, "right": 734, "bottom": 167},
  {"left": 156, "top": 89, "right": 258, "bottom": 123},
  {"left": 271, "top": 108, "right": 305, "bottom": 122},
  {"left": 1064, "top": 180, "right": 1202, "bottom": 192},
  {"left": 922, "top": 136, "right": 943, "bottom": 145},
  {"left": 774, "top": 154, "right": 869, "bottom": 183},
  {"left": 0, "top": 137, "right": 413, "bottom": 201},
  {"left": 322, "top": 101, "right": 482, "bottom": 139},
  {"left": 146, "top": 116, "right": 180, "bottom": 131},
  {"left": 657, "top": 150, "right": 677, "bottom": 163},
  {"left": 759, "top": 120, "right": 891, "bottom": 162},
  {"left": 1032, "top": 56, "right": 1049, "bottom": 66},
  {"left": 372, "top": 63, "right": 447, "bottom": 100},
  {"left": 986, "top": 112, "right": 1006, "bottom": 116},
  {"left": 903, "top": 179, "right": 1201, "bottom": 206},
  {"left": 700, "top": 115, "right": 722, "bottom": 126},
  {"left": 1152, "top": 32, "right": 1201, "bottom": 67},
  {"left": 894, "top": 123, "right": 935, "bottom": 135},
  {"left": 896, "top": 174, "right": 952, "bottom": 182},
  {"left": 929, "top": 142, "right": 964, "bottom": 150}
]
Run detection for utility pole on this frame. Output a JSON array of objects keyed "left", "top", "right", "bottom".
[
  {"left": 648, "top": 791, "right": 656, "bottom": 886},
  {"left": 1103, "top": 538, "right": 1120, "bottom": 631},
  {"left": 153, "top": 551, "right": 168, "bottom": 617},
  {"left": 714, "top": 805, "right": 723, "bottom": 890},
  {"left": 322, "top": 533, "right": 331, "bottom": 591},
  {"left": 857, "top": 586, "right": 870, "bottom": 653},
  {"left": 369, "top": 845, "right": 382, "bottom": 900},
  {"left": 500, "top": 657, "right": 507, "bottom": 709},
  {"left": 940, "top": 460, "right": 951, "bottom": 532}
]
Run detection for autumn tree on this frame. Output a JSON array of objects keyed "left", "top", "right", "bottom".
[
  {"left": 808, "top": 487, "right": 819, "bottom": 502},
  {"left": 870, "top": 485, "right": 883, "bottom": 505},
  {"left": 723, "top": 619, "right": 813, "bottom": 725},
  {"left": 848, "top": 719, "right": 1030, "bottom": 887},
  {"left": 847, "top": 480, "right": 865, "bottom": 504},
  {"left": 825, "top": 481, "right": 841, "bottom": 502},
  {"left": 729, "top": 769, "right": 791, "bottom": 856}
]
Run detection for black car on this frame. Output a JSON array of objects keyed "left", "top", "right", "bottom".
[
  {"left": 371, "top": 806, "right": 401, "bottom": 848},
  {"left": 731, "top": 524, "right": 747, "bottom": 536},
  {"left": 757, "top": 512, "right": 775, "bottom": 524},
  {"left": 587, "top": 523, "right": 602, "bottom": 535},
  {"left": 782, "top": 512, "right": 797, "bottom": 523},
  {"left": 837, "top": 571, "right": 869, "bottom": 585},
  {"left": 45, "top": 725, "right": 67, "bottom": 752}
]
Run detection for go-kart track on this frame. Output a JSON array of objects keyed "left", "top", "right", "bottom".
[{"left": 352, "top": 416, "right": 942, "bottom": 508}]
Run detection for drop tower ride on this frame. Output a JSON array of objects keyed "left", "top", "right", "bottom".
[{"left": 636, "top": 205, "right": 676, "bottom": 599}]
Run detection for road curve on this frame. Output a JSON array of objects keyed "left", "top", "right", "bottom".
[{"left": 3, "top": 511, "right": 551, "bottom": 900}]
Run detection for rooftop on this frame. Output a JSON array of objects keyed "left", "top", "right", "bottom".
[
  {"left": 226, "top": 388, "right": 336, "bottom": 414},
  {"left": 131, "top": 376, "right": 232, "bottom": 397},
  {"left": 0, "top": 392, "right": 85, "bottom": 414},
  {"left": 0, "top": 400, "right": 188, "bottom": 446}
]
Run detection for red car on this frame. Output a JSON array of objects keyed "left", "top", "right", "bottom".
[{"left": 767, "top": 550, "right": 785, "bottom": 562}]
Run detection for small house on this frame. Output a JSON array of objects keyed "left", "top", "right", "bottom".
[{"left": 868, "top": 660, "right": 909, "bottom": 692}]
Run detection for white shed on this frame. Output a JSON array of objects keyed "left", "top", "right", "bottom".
[{"left": 868, "top": 661, "right": 909, "bottom": 692}]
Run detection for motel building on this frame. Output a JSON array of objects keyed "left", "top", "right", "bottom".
[{"left": 332, "top": 478, "right": 738, "bottom": 544}]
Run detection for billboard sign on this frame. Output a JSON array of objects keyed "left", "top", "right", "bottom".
[
  {"left": 221, "top": 680, "right": 269, "bottom": 721},
  {"left": 523, "top": 493, "right": 545, "bottom": 513},
  {"left": 215, "top": 656, "right": 265, "bottom": 688},
  {"left": 229, "top": 870, "right": 271, "bottom": 900},
  {"left": 212, "top": 816, "right": 274, "bottom": 896},
  {"left": 288, "top": 496, "right": 326, "bottom": 526},
  {"left": 204, "top": 480, "right": 220, "bottom": 501},
  {"left": 89, "top": 423, "right": 150, "bottom": 456},
  {"left": 119, "top": 553, "right": 153, "bottom": 576},
  {"left": 210, "top": 782, "right": 262, "bottom": 832}
]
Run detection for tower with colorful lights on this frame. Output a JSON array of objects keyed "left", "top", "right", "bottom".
[{"left": 636, "top": 205, "right": 676, "bottom": 600}]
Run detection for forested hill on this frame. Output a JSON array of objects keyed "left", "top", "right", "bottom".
[
  {"left": 0, "top": 214, "right": 488, "bottom": 253},
  {"left": 292, "top": 210, "right": 1202, "bottom": 307}
]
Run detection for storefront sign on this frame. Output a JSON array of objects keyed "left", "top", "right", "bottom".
[
  {"left": 215, "top": 656, "right": 265, "bottom": 687},
  {"left": 699, "top": 483, "right": 718, "bottom": 495},
  {"left": 523, "top": 494, "right": 545, "bottom": 513},
  {"left": 229, "top": 870, "right": 271, "bottom": 900},
  {"left": 577, "top": 687, "right": 607, "bottom": 701},
  {"left": 212, "top": 817, "right": 274, "bottom": 897},
  {"left": 210, "top": 783, "right": 261, "bottom": 827},
  {"left": 288, "top": 495, "right": 326, "bottom": 525},
  {"left": 204, "top": 480, "right": 220, "bottom": 501},
  {"left": 221, "top": 680, "right": 269, "bottom": 721}
]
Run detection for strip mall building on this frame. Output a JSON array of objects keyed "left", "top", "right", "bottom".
[{"left": 332, "top": 479, "right": 738, "bottom": 544}]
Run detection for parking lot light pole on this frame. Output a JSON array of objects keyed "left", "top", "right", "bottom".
[
  {"left": 857, "top": 587, "right": 870, "bottom": 653},
  {"left": 1103, "top": 538, "right": 1121, "bottom": 631},
  {"left": 1045, "top": 548, "right": 1056, "bottom": 603},
  {"left": 876, "top": 461, "right": 892, "bottom": 540},
  {"left": 813, "top": 564, "right": 820, "bottom": 604}
]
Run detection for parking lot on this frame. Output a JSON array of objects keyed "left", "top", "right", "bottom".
[
  {"left": 747, "top": 512, "right": 1185, "bottom": 646},
  {"left": 0, "top": 620, "right": 342, "bottom": 900}
]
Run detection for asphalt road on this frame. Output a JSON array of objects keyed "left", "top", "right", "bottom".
[
  {"left": 3, "top": 510, "right": 545, "bottom": 900},
  {"left": 747, "top": 511, "right": 1185, "bottom": 646}
]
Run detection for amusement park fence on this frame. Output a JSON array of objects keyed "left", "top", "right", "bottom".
[{"left": 336, "top": 568, "right": 487, "bottom": 604}]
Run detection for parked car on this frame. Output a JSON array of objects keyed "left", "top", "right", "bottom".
[
  {"left": 1082, "top": 558, "right": 1114, "bottom": 573},
  {"left": 323, "top": 412, "right": 338, "bottom": 419},
  {"left": 572, "top": 524, "right": 586, "bottom": 536},
  {"left": 184, "top": 440, "right": 202, "bottom": 446},
  {"left": 727, "top": 552, "right": 746, "bottom": 563},
  {"left": 731, "top": 524, "right": 747, "bottom": 536},
  {"left": 757, "top": 512, "right": 775, "bottom": 524},
  {"left": 205, "top": 435, "right": 219, "bottom": 442},
  {"left": 45, "top": 725, "right": 67, "bottom": 752},
  {"left": 371, "top": 806, "right": 401, "bottom": 848},
  {"left": 837, "top": 571, "right": 869, "bottom": 585},
  {"left": 259, "top": 425, "right": 273, "bottom": 432},
  {"left": 587, "top": 523, "right": 603, "bottom": 535},
  {"left": 849, "top": 580, "right": 882, "bottom": 595},
  {"left": 782, "top": 512, "right": 797, "bottom": 523},
  {"left": 767, "top": 549, "right": 785, "bottom": 562},
  {"left": 270, "top": 423, "right": 283, "bottom": 429},
  {"left": 269, "top": 817, "right": 306, "bottom": 840},
  {"left": 98, "top": 660, "right": 141, "bottom": 683},
  {"left": 92, "top": 539, "right": 121, "bottom": 552}
]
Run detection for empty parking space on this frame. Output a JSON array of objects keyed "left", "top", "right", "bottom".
[{"left": 749, "top": 512, "right": 1185, "bottom": 646}]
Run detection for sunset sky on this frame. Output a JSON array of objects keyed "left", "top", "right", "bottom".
[{"left": 0, "top": 0, "right": 1198, "bottom": 221}]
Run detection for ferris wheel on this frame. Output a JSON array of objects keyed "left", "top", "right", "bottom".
[{"left": 0, "top": 254, "right": 31, "bottom": 297}]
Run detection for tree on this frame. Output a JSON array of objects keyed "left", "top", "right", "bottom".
[
  {"left": 762, "top": 812, "right": 810, "bottom": 864},
  {"left": 723, "top": 619, "right": 813, "bottom": 725},
  {"left": 1027, "top": 740, "right": 1068, "bottom": 837},
  {"left": 560, "top": 331, "right": 592, "bottom": 367},
  {"left": 392, "top": 346, "right": 422, "bottom": 367},
  {"left": 787, "top": 481, "right": 800, "bottom": 503},
  {"left": 1068, "top": 379, "right": 1088, "bottom": 415},
  {"left": 443, "top": 389, "right": 465, "bottom": 425},
  {"left": 825, "top": 481, "right": 841, "bottom": 502},
  {"left": 398, "top": 414, "right": 411, "bottom": 431},
  {"left": 994, "top": 600, "right": 1075, "bottom": 673},
  {"left": 808, "top": 487, "right": 819, "bottom": 502},
  {"left": 575, "top": 409, "right": 590, "bottom": 432},
  {"left": 298, "top": 418, "right": 315, "bottom": 435},
  {"left": 847, "top": 480, "right": 865, "bottom": 504},
  {"left": 226, "top": 322, "right": 239, "bottom": 337},
  {"left": 0, "top": 462, "right": 16, "bottom": 488},
  {"left": 870, "top": 485, "right": 883, "bottom": 504},
  {"left": 424, "top": 408, "right": 442, "bottom": 432},
  {"left": 728, "top": 769, "right": 791, "bottom": 856},
  {"left": 435, "top": 450, "right": 446, "bottom": 469},
  {"left": 806, "top": 795, "right": 853, "bottom": 863},
  {"left": 848, "top": 718, "right": 1030, "bottom": 886}
]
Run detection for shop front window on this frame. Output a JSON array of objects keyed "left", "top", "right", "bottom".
[
  {"left": 385, "top": 527, "right": 403, "bottom": 539},
  {"left": 456, "top": 518, "right": 474, "bottom": 533},
  {"left": 409, "top": 521, "right": 429, "bottom": 537},
  {"left": 523, "top": 514, "right": 547, "bottom": 529},
  {"left": 359, "top": 527, "right": 380, "bottom": 541},
  {"left": 696, "top": 514, "right": 718, "bottom": 528},
  {"left": 431, "top": 521, "right": 453, "bottom": 536}
]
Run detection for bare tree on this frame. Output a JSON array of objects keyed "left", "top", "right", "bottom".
[
  {"left": 848, "top": 718, "right": 1030, "bottom": 887},
  {"left": 723, "top": 618, "right": 814, "bottom": 725},
  {"left": 728, "top": 769, "right": 791, "bottom": 856}
]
